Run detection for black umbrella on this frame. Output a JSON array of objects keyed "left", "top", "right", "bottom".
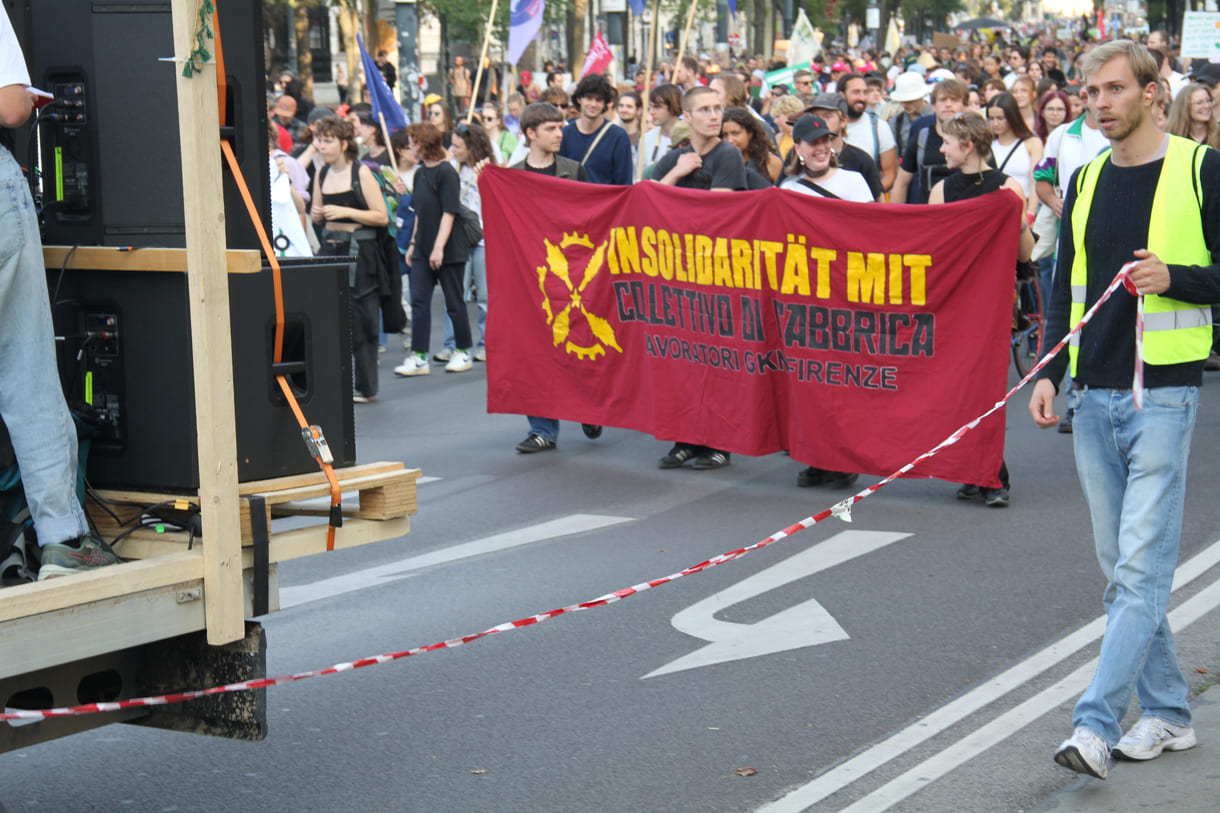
[{"left": 954, "top": 17, "right": 1010, "bottom": 31}]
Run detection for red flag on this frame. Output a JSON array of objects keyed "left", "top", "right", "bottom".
[
  {"left": 581, "top": 32, "right": 614, "bottom": 78},
  {"left": 479, "top": 168, "right": 1021, "bottom": 488}
]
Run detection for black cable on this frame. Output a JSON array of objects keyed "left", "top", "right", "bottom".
[{"left": 51, "top": 243, "right": 77, "bottom": 308}]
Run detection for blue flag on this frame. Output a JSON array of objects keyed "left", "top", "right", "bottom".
[
  {"left": 727, "top": 0, "right": 736, "bottom": 15},
  {"left": 628, "top": 0, "right": 646, "bottom": 14},
  {"left": 508, "top": 0, "right": 547, "bottom": 66},
  {"left": 357, "top": 35, "right": 408, "bottom": 132}
]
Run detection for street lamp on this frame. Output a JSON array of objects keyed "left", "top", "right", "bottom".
[{"left": 866, "top": 0, "right": 880, "bottom": 49}]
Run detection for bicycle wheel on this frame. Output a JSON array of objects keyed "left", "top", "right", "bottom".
[{"left": 1012, "top": 276, "right": 1043, "bottom": 378}]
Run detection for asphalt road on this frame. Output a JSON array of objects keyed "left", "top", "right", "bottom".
[{"left": 5, "top": 310, "right": 1220, "bottom": 812}]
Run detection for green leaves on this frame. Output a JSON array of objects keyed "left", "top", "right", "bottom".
[{"left": 182, "top": 0, "right": 216, "bottom": 79}]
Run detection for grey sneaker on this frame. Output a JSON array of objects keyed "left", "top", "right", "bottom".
[
  {"left": 1113, "top": 716, "right": 1197, "bottom": 761},
  {"left": 37, "top": 533, "right": 121, "bottom": 580},
  {"left": 1054, "top": 727, "right": 1110, "bottom": 779}
]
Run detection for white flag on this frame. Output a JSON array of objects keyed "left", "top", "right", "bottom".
[{"left": 787, "top": 9, "right": 820, "bottom": 66}]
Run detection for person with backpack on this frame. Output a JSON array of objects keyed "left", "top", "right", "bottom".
[
  {"left": 310, "top": 117, "right": 390, "bottom": 403},
  {"left": 838, "top": 73, "right": 897, "bottom": 194},
  {"left": 393, "top": 122, "right": 475, "bottom": 376},
  {"left": 890, "top": 78, "right": 969, "bottom": 205}
]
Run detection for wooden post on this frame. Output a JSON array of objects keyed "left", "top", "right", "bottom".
[
  {"left": 674, "top": 0, "right": 700, "bottom": 73},
  {"left": 467, "top": 0, "right": 501, "bottom": 124},
  {"left": 170, "top": 0, "right": 244, "bottom": 645},
  {"left": 636, "top": 0, "right": 662, "bottom": 181}
]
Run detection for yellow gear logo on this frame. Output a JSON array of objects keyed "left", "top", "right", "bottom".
[{"left": 536, "top": 232, "right": 622, "bottom": 360}]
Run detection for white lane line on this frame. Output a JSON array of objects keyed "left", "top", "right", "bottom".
[
  {"left": 279, "top": 513, "right": 633, "bottom": 609},
  {"left": 756, "top": 538, "right": 1220, "bottom": 813},
  {"left": 845, "top": 575, "right": 1220, "bottom": 811}
]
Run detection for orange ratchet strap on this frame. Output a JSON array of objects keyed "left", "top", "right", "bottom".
[{"left": 212, "top": 8, "right": 342, "bottom": 550}]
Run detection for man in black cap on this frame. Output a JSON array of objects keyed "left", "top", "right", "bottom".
[{"left": 798, "top": 93, "right": 884, "bottom": 202}]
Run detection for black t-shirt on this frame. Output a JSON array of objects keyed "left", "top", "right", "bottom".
[
  {"left": 1040, "top": 148, "right": 1220, "bottom": 389},
  {"left": 652, "top": 140, "right": 747, "bottom": 190},
  {"left": 836, "top": 143, "right": 883, "bottom": 200},
  {"left": 941, "top": 168, "right": 1009, "bottom": 203},
  {"left": 521, "top": 160, "right": 589, "bottom": 181},
  {"left": 900, "top": 115, "right": 950, "bottom": 204},
  {"left": 412, "top": 162, "right": 467, "bottom": 264}
]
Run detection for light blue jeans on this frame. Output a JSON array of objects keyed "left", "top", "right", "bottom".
[
  {"left": 441, "top": 244, "right": 487, "bottom": 351},
  {"left": 1069, "top": 385, "right": 1197, "bottom": 744},
  {"left": 527, "top": 417, "right": 559, "bottom": 442},
  {"left": 0, "top": 148, "right": 88, "bottom": 546}
]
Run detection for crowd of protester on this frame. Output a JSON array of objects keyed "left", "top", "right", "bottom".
[{"left": 264, "top": 26, "right": 1220, "bottom": 497}]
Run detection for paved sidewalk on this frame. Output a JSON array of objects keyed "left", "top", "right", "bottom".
[{"left": 1033, "top": 671, "right": 1220, "bottom": 811}]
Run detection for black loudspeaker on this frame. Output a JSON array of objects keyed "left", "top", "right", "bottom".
[
  {"left": 26, "top": 0, "right": 269, "bottom": 249},
  {"left": 49, "top": 260, "right": 356, "bottom": 492}
]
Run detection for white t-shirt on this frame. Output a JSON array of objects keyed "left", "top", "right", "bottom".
[
  {"left": 640, "top": 127, "right": 672, "bottom": 169},
  {"left": 780, "top": 169, "right": 874, "bottom": 202},
  {"left": 843, "top": 113, "right": 895, "bottom": 165},
  {"left": 1, "top": 12, "right": 31, "bottom": 90},
  {"left": 1043, "top": 118, "right": 1109, "bottom": 200}
]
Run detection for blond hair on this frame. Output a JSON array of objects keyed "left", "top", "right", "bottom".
[
  {"left": 940, "top": 110, "right": 993, "bottom": 157},
  {"left": 1082, "top": 39, "right": 1160, "bottom": 90},
  {"left": 770, "top": 94, "right": 805, "bottom": 117}
]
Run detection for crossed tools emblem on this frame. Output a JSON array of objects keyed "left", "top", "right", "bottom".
[{"left": 536, "top": 232, "right": 623, "bottom": 360}]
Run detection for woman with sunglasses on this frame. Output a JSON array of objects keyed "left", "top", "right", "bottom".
[
  {"left": 427, "top": 100, "right": 455, "bottom": 150},
  {"left": 479, "top": 102, "right": 517, "bottom": 163}
]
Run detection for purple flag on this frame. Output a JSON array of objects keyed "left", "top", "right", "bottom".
[
  {"left": 508, "top": 0, "right": 546, "bottom": 66},
  {"left": 357, "top": 35, "right": 408, "bottom": 132}
]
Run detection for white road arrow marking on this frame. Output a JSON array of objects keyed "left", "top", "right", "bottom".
[{"left": 643, "top": 530, "right": 910, "bottom": 679}]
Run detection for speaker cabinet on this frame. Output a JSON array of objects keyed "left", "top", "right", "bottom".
[
  {"left": 50, "top": 259, "right": 355, "bottom": 492},
  {"left": 27, "top": 0, "right": 270, "bottom": 249}
]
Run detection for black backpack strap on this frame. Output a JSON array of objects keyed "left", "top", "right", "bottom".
[
  {"left": 349, "top": 161, "right": 367, "bottom": 210},
  {"left": 796, "top": 177, "right": 842, "bottom": 200}
]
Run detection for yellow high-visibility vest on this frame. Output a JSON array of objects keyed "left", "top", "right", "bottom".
[{"left": 1068, "top": 136, "right": 1212, "bottom": 377}]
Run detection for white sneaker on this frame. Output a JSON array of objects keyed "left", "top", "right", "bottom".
[
  {"left": 474, "top": 347, "right": 487, "bottom": 362},
  {"left": 445, "top": 350, "right": 473, "bottom": 372},
  {"left": 1054, "top": 727, "right": 1110, "bottom": 779},
  {"left": 433, "top": 349, "right": 453, "bottom": 362},
  {"left": 394, "top": 356, "right": 430, "bottom": 377},
  {"left": 1113, "top": 716, "right": 1197, "bottom": 761}
]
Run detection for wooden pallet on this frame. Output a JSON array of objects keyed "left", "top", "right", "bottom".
[{"left": 88, "top": 462, "right": 420, "bottom": 560}]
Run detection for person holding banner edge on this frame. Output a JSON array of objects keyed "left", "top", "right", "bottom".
[
  {"left": 929, "top": 110, "right": 1034, "bottom": 508},
  {"left": 649, "top": 86, "right": 745, "bottom": 470},
  {"left": 1028, "top": 40, "right": 1220, "bottom": 780},
  {"left": 507, "top": 102, "right": 601, "bottom": 454}
]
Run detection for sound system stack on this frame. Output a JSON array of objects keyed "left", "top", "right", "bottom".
[{"left": 10, "top": 0, "right": 358, "bottom": 492}]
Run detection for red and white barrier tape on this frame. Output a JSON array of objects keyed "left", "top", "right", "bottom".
[
  {"left": 1, "top": 265, "right": 1138, "bottom": 723},
  {"left": 1120, "top": 263, "right": 1145, "bottom": 408}
]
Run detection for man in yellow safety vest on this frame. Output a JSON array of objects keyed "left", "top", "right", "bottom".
[{"left": 1028, "top": 40, "right": 1220, "bottom": 780}]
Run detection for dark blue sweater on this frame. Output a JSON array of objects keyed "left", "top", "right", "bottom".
[{"left": 558, "top": 119, "right": 633, "bottom": 186}]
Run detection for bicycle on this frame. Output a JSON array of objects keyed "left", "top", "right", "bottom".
[{"left": 1012, "top": 271, "right": 1043, "bottom": 378}]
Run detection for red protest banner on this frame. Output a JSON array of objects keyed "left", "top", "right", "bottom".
[
  {"left": 480, "top": 167, "right": 1021, "bottom": 488},
  {"left": 581, "top": 31, "right": 614, "bottom": 78}
]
